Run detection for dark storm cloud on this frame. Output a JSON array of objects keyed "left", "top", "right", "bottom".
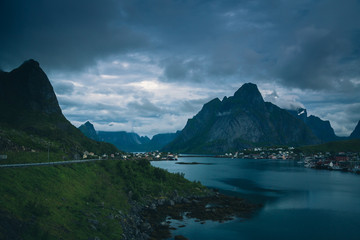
[
  {"left": 0, "top": 0, "right": 149, "bottom": 71},
  {"left": 127, "top": 98, "right": 162, "bottom": 116},
  {"left": 52, "top": 81, "right": 75, "bottom": 95},
  {"left": 161, "top": 57, "right": 206, "bottom": 82},
  {"left": 163, "top": 58, "right": 188, "bottom": 80},
  {"left": 120, "top": 0, "right": 360, "bottom": 92},
  {"left": 179, "top": 98, "right": 211, "bottom": 113},
  {"left": 2, "top": 0, "right": 360, "bottom": 92},
  {"left": 275, "top": 26, "right": 360, "bottom": 91},
  {"left": 256, "top": 0, "right": 360, "bottom": 91},
  {"left": 2, "top": 0, "right": 359, "bottom": 136},
  {"left": 57, "top": 94, "right": 125, "bottom": 113}
]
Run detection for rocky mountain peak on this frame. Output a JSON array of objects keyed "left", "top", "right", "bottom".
[
  {"left": 196, "top": 97, "right": 222, "bottom": 119},
  {"left": 163, "top": 82, "right": 319, "bottom": 153},
  {"left": 0, "top": 59, "right": 62, "bottom": 126},
  {"left": 231, "top": 83, "right": 265, "bottom": 109},
  {"left": 79, "top": 121, "right": 98, "bottom": 141},
  {"left": 19, "top": 59, "right": 40, "bottom": 69},
  {"left": 84, "top": 121, "right": 94, "bottom": 128},
  {"left": 204, "top": 97, "right": 221, "bottom": 109},
  {"left": 233, "top": 82, "right": 264, "bottom": 106}
]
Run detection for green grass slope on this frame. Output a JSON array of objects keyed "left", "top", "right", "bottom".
[
  {"left": 0, "top": 159, "right": 206, "bottom": 240},
  {"left": 0, "top": 126, "right": 118, "bottom": 163}
]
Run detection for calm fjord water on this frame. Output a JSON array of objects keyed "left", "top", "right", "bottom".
[{"left": 151, "top": 157, "right": 360, "bottom": 240}]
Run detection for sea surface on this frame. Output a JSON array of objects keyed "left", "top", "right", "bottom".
[{"left": 151, "top": 156, "right": 360, "bottom": 240}]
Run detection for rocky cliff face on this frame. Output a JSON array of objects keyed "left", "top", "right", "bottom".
[
  {"left": 0, "top": 59, "right": 62, "bottom": 118},
  {"left": 306, "top": 115, "right": 338, "bottom": 142},
  {"left": 287, "top": 108, "right": 338, "bottom": 142},
  {"left": 0, "top": 59, "right": 68, "bottom": 132},
  {"left": 350, "top": 120, "right": 360, "bottom": 139},
  {"left": 163, "top": 83, "right": 320, "bottom": 153}
]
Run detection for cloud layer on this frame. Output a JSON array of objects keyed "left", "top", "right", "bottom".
[{"left": 1, "top": 0, "right": 359, "bottom": 137}]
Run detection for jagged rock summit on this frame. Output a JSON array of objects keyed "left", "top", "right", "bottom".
[
  {"left": 233, "top": 83, "right": 265, "bottom": 107},
  {"left": 163, "top": 83, "right": 320, "bottom": 154},
  {"left": 78, "top": 121, "right": 99, "bottom": 141},
  {"left": 0, "top": 59, "right": 62, "bottom": 117}
]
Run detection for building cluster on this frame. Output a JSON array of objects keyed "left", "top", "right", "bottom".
[
  {"left": 130, "top": 151, "right": 178, "bottom": 161},
  {"left": 81, "top": 147, "right": 360, "bottom": 174},
  {"left": 82, "top": 151, "right": 121, "bottom": 160},
  {"left": 223, "top": 147, "right": 297, "bottom": 160},
  {"left": 222, "top": 147, "right": 360, "bottom": 174},
  {"left": 303, "top": 152, "right": 360, "bottom": 173},
  {"left": 82, "top": 150, "right": 178, "bottom": 161}
]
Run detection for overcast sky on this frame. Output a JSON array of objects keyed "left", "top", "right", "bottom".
[{"left": 1, "top": 0, "right": 360, "bottom": 137}]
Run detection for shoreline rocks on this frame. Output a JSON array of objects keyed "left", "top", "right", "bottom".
[{"left": 120, "top": 190, "right": 261, "bottom": 240}]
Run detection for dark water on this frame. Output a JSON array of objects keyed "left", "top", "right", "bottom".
[{"left": 151, "top": 157, "right": 360, "bottom": 240}]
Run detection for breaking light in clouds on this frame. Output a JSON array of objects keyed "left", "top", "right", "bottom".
[
  {"left": 51, "top": 56, "right": 229, "bottom": 137},
  {"left": 1, "top": 0, "right": 360, "bottom": 137}
]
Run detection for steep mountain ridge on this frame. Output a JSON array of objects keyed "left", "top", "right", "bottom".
[
  {"left": 163, "top": 83, "right": 320, "bottom": 153},
  {"left": 0, "top": 60, "right": 117, "bottom": 156},
  {"left": 78, "top": 121, "right": 178, "bottom": 152},
  {"left": 287, "top": 108, "right": 338, "bottom": 142},
  {"left": 0, "top": 60, "right": 62, "bottom": 127}
]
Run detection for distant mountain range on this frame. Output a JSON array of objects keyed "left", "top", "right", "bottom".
[
  {"left": 78, "top": 121, "right": 178, "bottom": 152},
  {"left": 162, "top": 83, "right": 359, "bottom": 154},
  {"left": 0, "top": 60, "right": 117, "bottom": 157}
]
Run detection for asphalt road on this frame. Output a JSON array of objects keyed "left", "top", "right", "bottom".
[{"left": 0, "top": 158, "right": 113, "bottom": 168}]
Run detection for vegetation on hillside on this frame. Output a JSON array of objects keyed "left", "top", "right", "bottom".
[
  {"left": 0, "top": 158, "right": 206, "bottom": 240},
  {"left": 0, "top": 125, "right": 118, "bottom": 163},
  {"left": 299, "top": 139, "right": 360, "bottom": 153}
]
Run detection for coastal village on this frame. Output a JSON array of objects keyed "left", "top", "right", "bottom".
[
  {"left": 81, "top": 151, "right": 179, "bottom": 162},
  {"left": 81, "top": 145, "right": 360, "bottom": 174},
  {"left": 224, "top": 147, "right": 360, "bottom": 173}
]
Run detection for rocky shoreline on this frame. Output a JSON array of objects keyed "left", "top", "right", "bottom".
[{"left": 120, "top": 190, "right": 260, "bottom": 240}]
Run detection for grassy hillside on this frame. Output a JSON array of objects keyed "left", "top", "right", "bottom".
[
  {"left": 0, "top": 158, "right": 206, "bottom": 240},
  {"left": 0, "top": 125, "right": 118, "bottom": 163},
  {"left": 299, "top": 139, "right": 360, "bottom": 153}
]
